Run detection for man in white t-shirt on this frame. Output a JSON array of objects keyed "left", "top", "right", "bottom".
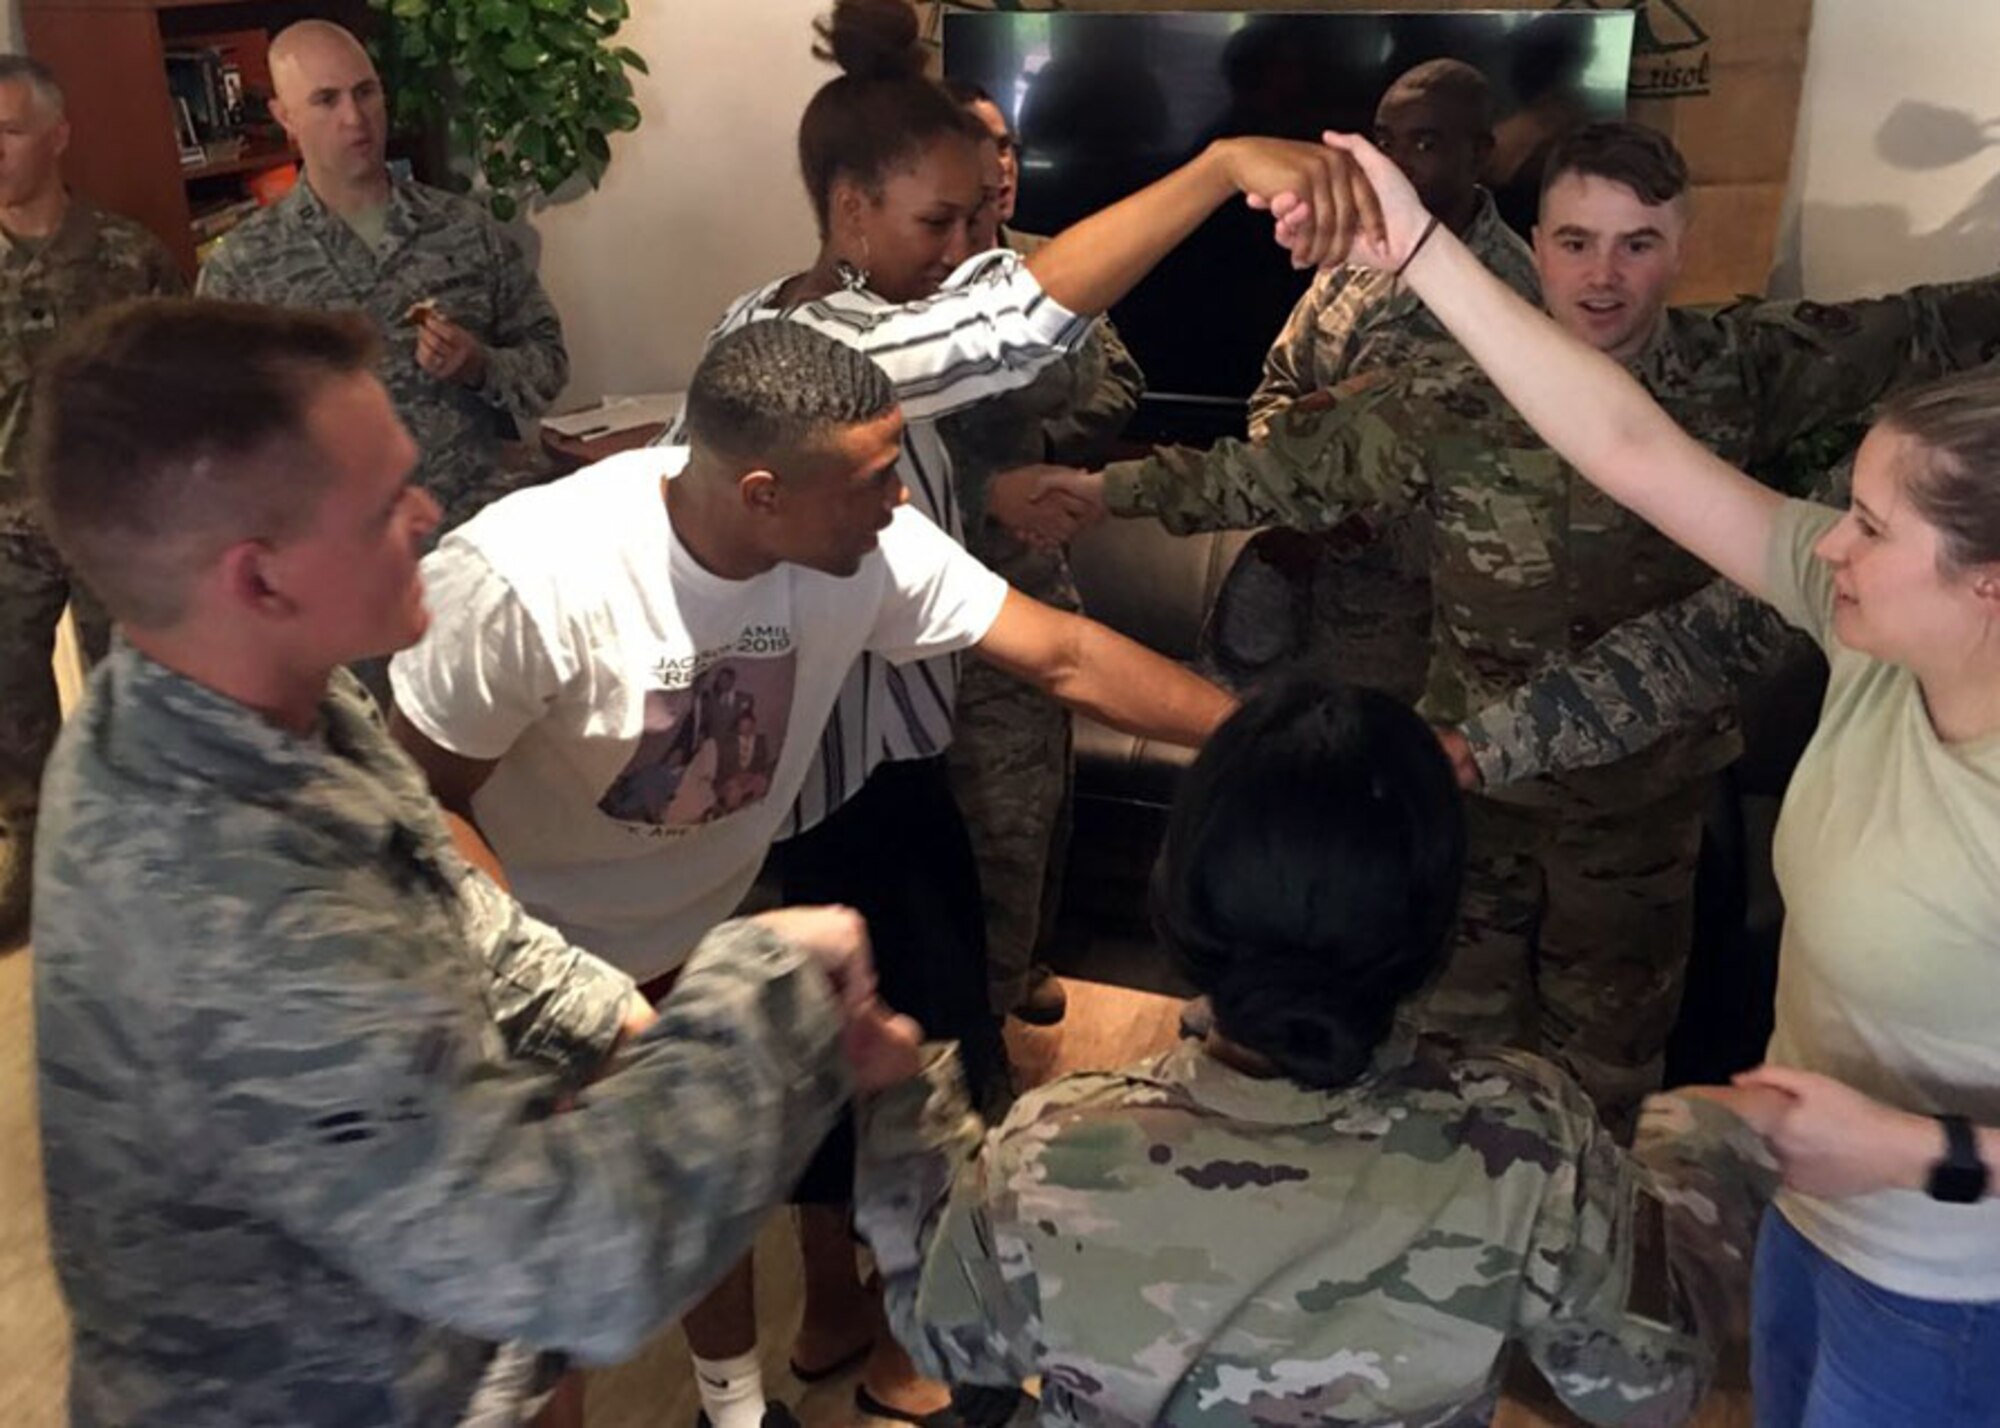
[{"left": 389, "top": 320, "right": 1234, "bottom": 1428}]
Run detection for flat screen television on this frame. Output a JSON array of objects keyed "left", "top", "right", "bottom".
[{"left": 943, "top": 9, "right": 1635, "bottom": 440}]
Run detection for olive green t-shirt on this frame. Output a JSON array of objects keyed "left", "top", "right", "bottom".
[{"left": 1764, "top": 497, "right": 2000, "bottom": 1300}]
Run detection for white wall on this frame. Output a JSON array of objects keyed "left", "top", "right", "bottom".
[
  {"left": 527, "top": 0, "right": 825, "bottom": 407},
  {"left": 1775, "top": 0, "right": 2000, "bottom": 300}
]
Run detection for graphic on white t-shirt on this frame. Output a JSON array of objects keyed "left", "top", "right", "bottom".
[{"left": 598, "top": 641, "right": 796, "bottom": 831}]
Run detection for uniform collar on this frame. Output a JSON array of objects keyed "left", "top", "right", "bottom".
[
  {"left": 1144, "top": 1029, "right": 1422, "bottom": 1127},
  {"left": 1459, "top": 187, "right": 1513, "bottom": 257},
  {"left": 289, "top": 170, "right": 423, "bottom": 250},
  {"left": 0, "top": 192, "right": 99, "bottom": 263},
  {"left": 81, "top": 644, "right": 446, "bottom": 863}
]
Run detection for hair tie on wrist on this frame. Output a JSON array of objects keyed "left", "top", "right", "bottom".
[{"left": 1393, "top": 213, "right": 1441, "bottom": 281}]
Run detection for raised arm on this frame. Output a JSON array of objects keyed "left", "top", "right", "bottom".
[
  {"left": 1026, "top": 138, "right": 1382, "bottom": 318},
  {"left": 1326, "top": 133, "right": 1784, "bottom": 600}
]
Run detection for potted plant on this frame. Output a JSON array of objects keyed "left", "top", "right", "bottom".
[{"left": 369, "top": 0, "right": 648, "bottom": 219}]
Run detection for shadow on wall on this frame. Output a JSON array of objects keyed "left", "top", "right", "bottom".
[{"left": 1779, "top": 101, "right": 2000, "bottom": 296}]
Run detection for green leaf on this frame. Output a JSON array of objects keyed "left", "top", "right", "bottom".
[
  {"left": 390, "top": 0, "right": 427, "bottom": 18},
  {"left": 500, "top": 39, "right": 543, "bottom": 70},
  {"left": 491, "top": 190, "right": 518, "bottom": 221},
  {"left": 588, "top": 0, "right": 631, "bottom": 20},
  {"left": 476, "top": 0, "right": 530, "bottom": 37},
  {"left": 613, "top": 45, "right": 648, "bottom": 75}
]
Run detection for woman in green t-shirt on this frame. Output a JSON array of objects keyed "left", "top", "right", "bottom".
[{"left": 1314, "top": 132, "right": 2000, "bottom": 1425}]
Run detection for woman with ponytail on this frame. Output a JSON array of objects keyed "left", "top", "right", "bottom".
[
  {"left": 856, "top": 677, "right": 1785, "bottom": 1428},
  {"left": 659, "top": 6, "right": 1379, "bottom": 1425}
]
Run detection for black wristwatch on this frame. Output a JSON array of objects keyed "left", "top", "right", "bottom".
[{"left": 1926, "top": 1114, "right": 1990, "bottom": 1204}]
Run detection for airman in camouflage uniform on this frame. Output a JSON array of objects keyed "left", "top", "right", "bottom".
[
  {"left": 1094, "top": 278, "right": 2000, "bottom": 1130},
  {"left": 0, "top": 55, "right": 181, "bottom": 940},
  {"left": 36, "top": 655, "right": 853, "bottom": 1427},
  {"left": 30, "top": 297, "right": 870, "bottom": 1428},
  {"left": 196, "top": 23, "right": 567, "bottom": 539},
  {"left": 943, "top": 225, "right": 1145, "bottom": 1025},
  {"left": 1213, "top": 58, "right": 1541, "bottom": 703},
  {"left": 856, "top": 1039, "right": 1778, "bottom": 1427}
]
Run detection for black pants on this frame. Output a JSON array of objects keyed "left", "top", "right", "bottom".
[{"left": 771, "top": 755, "right": 1008, "bottom": 1203}]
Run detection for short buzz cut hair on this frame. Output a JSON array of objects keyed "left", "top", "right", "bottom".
[
  {"left": 682, "top": 320, "right": 897, "bottom": 474},
  {"left": 30, "top": 298, "right": 380, "bottom": 630},
  {"left": 0, "top": 55, "right": 65, "bottom": 117},
  {"left": 1541, "top": 119, "right": 1690, "bottom": 208},
  {"left": 1382, "top": 58, "right": 1495, "bottom": 136}
]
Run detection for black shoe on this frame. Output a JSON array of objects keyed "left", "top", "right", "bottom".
[
  {"left": 695, "top": 1404, "right": 801, "bottom": 1428},
  {"left": 953, "top": 1384, "right": 1028, "bottom": 1427},
  {"left": 1008, "top": 966, "right": 1067, "bottom": 1027},
  {"left": 854, "top": 1384, "right": 967, "bottom": 1427}
]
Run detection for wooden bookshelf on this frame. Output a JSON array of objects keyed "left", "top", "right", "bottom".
[{"left": 22, "top": 0, "right": 373, "bottom": 280}]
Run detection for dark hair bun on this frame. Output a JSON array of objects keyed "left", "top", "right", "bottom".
[{"left": 813, "top": 0, "right": 925, "bottom": 82}]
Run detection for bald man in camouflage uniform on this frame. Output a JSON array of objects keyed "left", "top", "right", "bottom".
[
  {"left": 1213, "top": 58, "right": 1539, "bottom": 702},
  {"left": 942, "top": 219, "right": 1145, "bottom": 1029},
  {"left": 197, "top": 21, "right": 566, "bottom": 538},
  {"left": 1050, "top": 270, "right": 2000, "bottom": 1133},
  {"left": 0, "top": 55, "right": 180, "bottom": 942},
  {"left": 856, "top": 1040, "right": 1776, "bottom": 1426}
]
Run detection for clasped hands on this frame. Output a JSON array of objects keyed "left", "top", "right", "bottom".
[
  {"left": 1679, "top": 1068, "right": 1947, "bottom": 1199},
  {"left": 987, "top": 463, "right": 1108, "bottom": 551}
]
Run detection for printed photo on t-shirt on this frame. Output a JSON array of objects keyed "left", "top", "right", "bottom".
[{"left": 598, "top": 646, "right": 795, "bottom": 832}]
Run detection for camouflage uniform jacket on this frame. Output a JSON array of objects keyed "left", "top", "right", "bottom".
[
  {"left": 197, "top": 175, "right": 568, "bottom": 533},
  {"left": 1246, "top": 187, "right": 1538, "bottom": 440},
  {"left": 1455, "top": 441, "right": 1865, "bottom": 787},
  {"left": 35, "top": 649, "right": 850, "bottom": 1427},
  {"left": 0, "top": 198, "right": 180, "bottom": 529},
  {"left": 1108, "top": 281, "right": 2000, "bottom": 805},
  {"left": 857, "top": 1038, "right": 1776, "bottom": 1428}
]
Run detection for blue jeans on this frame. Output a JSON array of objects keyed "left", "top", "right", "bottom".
[{"left": 1753, "top": 1206, "right": 2000, "bottom": 1427}]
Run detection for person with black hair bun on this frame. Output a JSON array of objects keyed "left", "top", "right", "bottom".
[{"left": 856, "top": 677, "right": 1785, "bottom": 1427}]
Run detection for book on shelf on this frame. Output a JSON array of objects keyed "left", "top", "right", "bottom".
[{"left": 164, "top": 47, "right": 235, "bottom": 145}]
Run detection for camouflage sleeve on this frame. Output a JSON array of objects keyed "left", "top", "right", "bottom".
[
  {"left": 1101, "top": 384, "right": 1427, "bottom": 538},
  {"left": 855, "top": 1046, "right": 1045, "bottom": 1388},
  {"left": 1458, "top": 578, "right": 1806, "bottom": 788},
  {"left": 1517, "top": 1089, "right": 1777, "bottom": 1424},
  {"left": 473, "top": 218, "right": 569, "bottom": 424},
  {"left": 1041, "top": 316, "right": 1145, "bottom": 467},
  {"left": 1741, "top": 276, "right": 2000, "bottom": 458},
  {"left": 1246, "top": 276, "right": 1332, "bottom": 442},
  {"left": 449, "top": 854, "right": 636, "bottom": 1074},
  {"left": 1458, "top": 457, "right": 1854, "bottom": 787},
  {"left": 197, "top": 915, "right": 848, "bottom": 1363}
]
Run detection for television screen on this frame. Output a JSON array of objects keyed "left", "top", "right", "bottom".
[{"left": 943, "top": 9, "right": 1635, "bottom": 437}]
